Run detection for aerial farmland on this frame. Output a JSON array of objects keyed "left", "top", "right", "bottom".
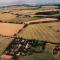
[{"left": 0, "top": 5, "right": 60, "bottom": 60}]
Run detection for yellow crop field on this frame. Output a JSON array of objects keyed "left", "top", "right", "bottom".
[
  {"left": 25, "top": 18, "right": 58, "bottom": 24},
  {"left": 0, "top": 13, "right": 16, "bottom": 22},
  {"left": 17, "top": 22, "right": 60, "bottom": 43}
]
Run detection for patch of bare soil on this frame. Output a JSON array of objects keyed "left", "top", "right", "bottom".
[{"left": 0, "top": 23, "right": 24, "bottom": 36}]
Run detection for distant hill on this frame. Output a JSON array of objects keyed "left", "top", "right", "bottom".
[
  {"left": 0, "top": 3, "right": 60, "bottom": 8},
  {"left": 0, "top": 4, "right": 33, "bottom": 8}
]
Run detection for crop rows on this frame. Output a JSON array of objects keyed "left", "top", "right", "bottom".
[{"left": 17, "top": 22, "right": 60, "bottom": 43}]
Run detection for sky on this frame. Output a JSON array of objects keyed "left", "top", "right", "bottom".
[{"left": 0, "top": 0, "right": 60, "bottom": 6}]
